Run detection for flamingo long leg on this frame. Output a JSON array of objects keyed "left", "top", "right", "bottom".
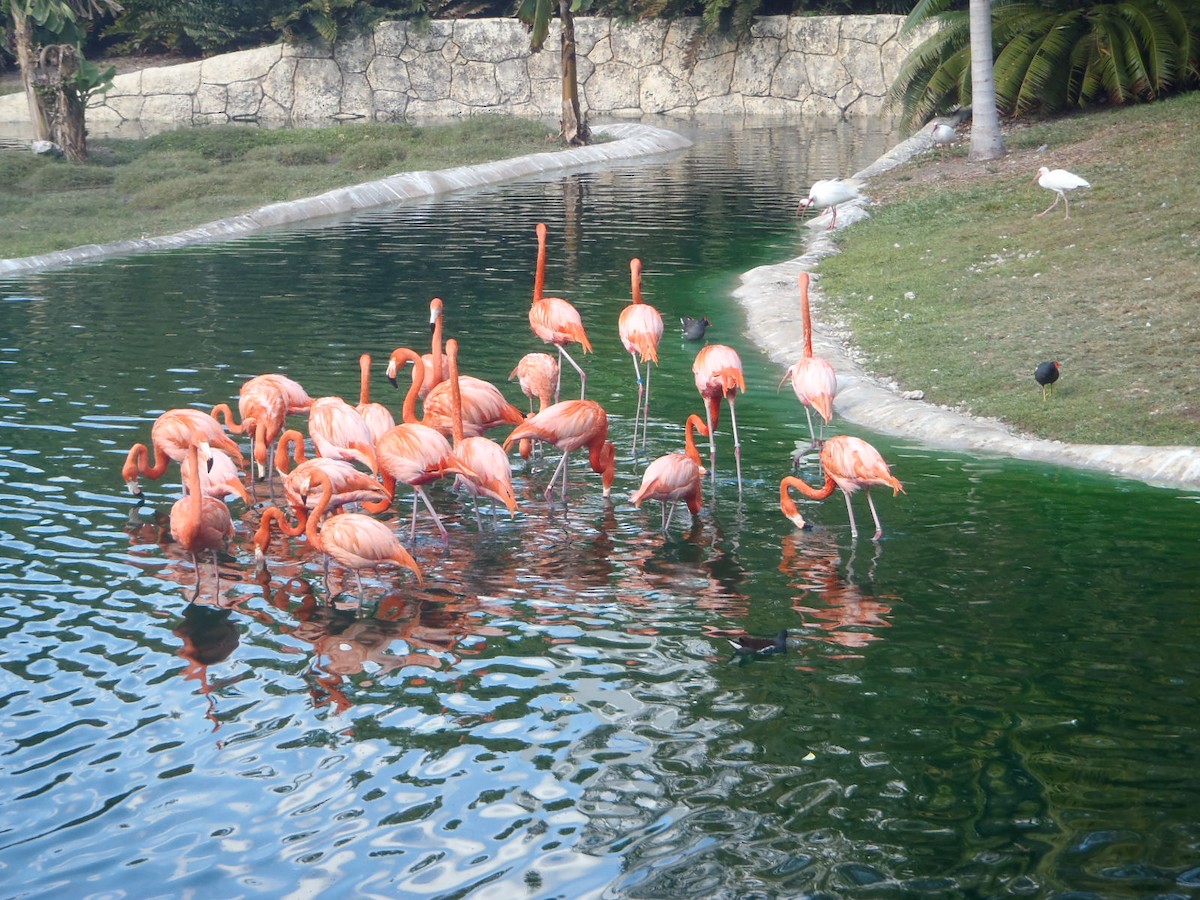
[
  {"left": 842, "top": 489, "right": 859, "bottom": 540},
  {"left": 629, "top": 351, "right": 644, "bottom": 454},
  {"left": 558, "top": 346, "right": 587, "bottom": 400},
  {"left": 545, "top": 449, "right": 572, "bottom": 501},
  {"left": 415, "top": 485, "right": 449, "bottom": 542},
  {"left": 664, "top": 499, "right": 679, "bottom": 532},
  {"left": 728, "top": 398, "right": 743, "bottom": 497},
  {"left": 705, "top": 404, "right": 717, "bottom": 489},
  {"left": 864, "top": 488, "right": 885, "bottom": 541},
  {"left": 641, "top": 363, "right": 653, "bottom": 454}
]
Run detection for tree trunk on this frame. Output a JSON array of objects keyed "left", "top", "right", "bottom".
[
  {"left": 36, "top": 44, "right": 90, "bottom": 161},
  {"left": 11, "top": 2, "right": 52, "bottom": 142},
  {"left": 558, "top": 0, "right": 589, "bottom": 146},
  {"left": 968, "top": 0, "right": 1006, "bottom": 161}
]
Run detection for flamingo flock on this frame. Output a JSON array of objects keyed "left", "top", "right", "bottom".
[{"left": 126, "top": 223, "right": 906, "bottom": 606}]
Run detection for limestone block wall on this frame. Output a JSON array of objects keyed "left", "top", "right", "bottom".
[{"left": 0, "top": 15, "right": 932, "bottom": 128}]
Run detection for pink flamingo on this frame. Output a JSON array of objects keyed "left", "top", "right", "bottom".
[
  {"left": 509, "top": 352, "right": 559, "bottom": 460},
  {"left": 445, "top": 338, "right": 518, "bottom": 523},
  {"left": 502, "top": 399, "right": 616, "bottom": 502},
  {"left": 181, "top": 447, "right": 251, "bottom": 505},
  {"left": 421, "top": 370, "right": 525, "bottom": 439},
  {"left": 780, "top": 272, "right": 838, "bottom": 447},
  {"left": 356, "top": 353, "right": 396, "bottom": 443},
  {"left": 618, "top": 257, "right": 664, "bottom": 453},
  {"left": 365, "top": 348, "right": 476, "bottom": 542},
  {"left": 256, "top": 469, "right": 423, "bottom": 597},
  {"left": 171, "top": 442, "right": 235, "bottom": 598},
  {"left": 308, "top": 396, "right": 377, "bottom": 472},
  {"left": 211, "top": 375, "right": 288, "bottom": 482},
  {"left": 630, "top": 414, "right": 709, "bottom": 531},
  {"left": 275, "top": 429, "right": 386, "bottom": 514},
  {"left": 249, "top": 373, "right": 312, "bottom": 414},
  {"left": 692, "top": 343, "right": 747, "bottom": 495},
  {"left": 530, "top": 222, "right": 592, "bottom": 400},
  {"left": 780, "top": 435, "right": 904, "bottom": 540},
  {"left": 123, "top": 408, "right": 245, "bottom": 498}
]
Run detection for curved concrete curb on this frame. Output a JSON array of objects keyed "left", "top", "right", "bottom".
[
  {"left": 0, "top": 123, "right": 691, "bottom": 278},
  {"left": 735, "top": 123, "right": 1200, "bottom": 491}
]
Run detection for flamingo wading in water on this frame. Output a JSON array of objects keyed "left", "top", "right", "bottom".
[
  {"left": 618, "top": 257, "right": 664, "bottom": 454},
  {"left": 257, "top": 468, "right": 422, "bottom": 598},
  {"left": 530, "top": 222, "right": 592, "bottom": 401},
  {"left": 503, "top": 399, "right": 616, "bottom": 503},
  {"left": 780, "top": 272, "right": 838, "bottom": 447},
  {"left": 692, "top": 343, "right": 747, "bottom": 496},
  {"left": 444, "top": 338, "right": 518, "bottom": 524},
  {"left": 170, "top": 442, "right": 235, "bottom": 599},
  {"left": 630, "top": 414, "right": 709, "bottom": 531},
  {"left": 780, "top": 435, "right": 904, "bottom": 540}
]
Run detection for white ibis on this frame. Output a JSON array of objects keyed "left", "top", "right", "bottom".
[
  {"left": 930, "top": 122, "right": 957, "bottom": 155},
  {"left": 1034, "top": 167, "right": 1090, "bottom": 220},
  {"left": 797, "top": 178, "right": 864, "bottom": 230}
]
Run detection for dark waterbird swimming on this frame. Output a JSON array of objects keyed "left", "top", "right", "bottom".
[
  {"left": 680, "top": 316, "right": 711, "bottom": 341},
  {"left": 728, "top": 629, "right": 789, "bottom": 662}
]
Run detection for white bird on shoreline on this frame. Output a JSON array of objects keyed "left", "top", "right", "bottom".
[
  {"left": 930, "top": 122, "right": 957, "bottom": 155},
  {"left": 797, "top": 178, "right": 864, "bottom": 230},
  {"left": 1034, "top": 167, "right": 1090, "bottom": 220}
]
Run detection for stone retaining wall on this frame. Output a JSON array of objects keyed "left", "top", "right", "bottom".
[{"left": 0, "top": 15, "right": 931, "bottom": 129}]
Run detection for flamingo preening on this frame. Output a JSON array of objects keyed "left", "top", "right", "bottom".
[
  {"left": 618, "top": 257, "right": 663, "bottom": 454},
  {"left": 530, "top": 222, "right": 592, "bottom": 400},
  {"left": 780, "top": 272, "right": 837, "bottom": 447},
  {"left": 780, "top": 435, "right": 903, "bottom": 540}
]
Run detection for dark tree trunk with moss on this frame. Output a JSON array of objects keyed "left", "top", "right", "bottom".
[
  {"left": 36, "top": 44, "right": 90, "bottom": 161},
  {"left": 558, "top": 0, "right": 589, "bottom": 146}
]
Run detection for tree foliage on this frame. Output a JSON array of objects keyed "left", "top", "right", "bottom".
[{"left": 890, "top": 0, "right": 1200, "bottom": 128}]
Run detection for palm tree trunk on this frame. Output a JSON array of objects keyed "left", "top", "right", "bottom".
[
  {"left": 968, "top": 0, "right": 1006, "bottom": 161},
  {"left": 558, "top": 0, "right": 589, "bottom": 146}
]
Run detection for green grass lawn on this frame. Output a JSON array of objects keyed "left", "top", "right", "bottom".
[
  {"left": 817, "top": 92, "right": 1200, "bottom": 447},
  {"left": 0, "top": 116, "right": 561, "bottom": 260}
]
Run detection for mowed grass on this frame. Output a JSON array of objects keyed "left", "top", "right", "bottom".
[
  {"left": 0, "top": 116, "right": 562, "bottom": 259},
  {"left": 817, "top": 91, "right": 1200, "bottom": 446}
]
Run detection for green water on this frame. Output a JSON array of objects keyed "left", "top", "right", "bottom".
[{"left": 1, "top": 121, "right": 1198, "bottom": 898}]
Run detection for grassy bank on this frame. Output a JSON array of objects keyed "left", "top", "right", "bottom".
[
  {"left": 816, "top": 92, "right": 1200, "bottom": 447},
  {"left": 0, "top": 116, "right": 560, "bottom": 260}
]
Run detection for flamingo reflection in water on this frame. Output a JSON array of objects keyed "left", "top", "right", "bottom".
[{"left": 780, "top": 532, "right": 897, "bottom": 655}]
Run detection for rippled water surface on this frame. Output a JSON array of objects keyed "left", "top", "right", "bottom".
[{"left": 2, "top": 119, "right": 1199, "bottom": 899}]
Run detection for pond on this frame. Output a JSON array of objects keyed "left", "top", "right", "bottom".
[{"left": 2, "top": 117, "right": 1199, "bottom": 899}]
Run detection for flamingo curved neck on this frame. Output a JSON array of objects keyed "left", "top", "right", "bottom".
[
  {"left": 210, "top": 403, "right": 246, "bottom": 434},
  {"left": 684, "top": 414, "right": 709, "bottom": 465}
]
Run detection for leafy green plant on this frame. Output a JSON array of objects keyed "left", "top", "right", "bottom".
[{"left": 890, "top": 0, "right": 1200, "bottom": 128}]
